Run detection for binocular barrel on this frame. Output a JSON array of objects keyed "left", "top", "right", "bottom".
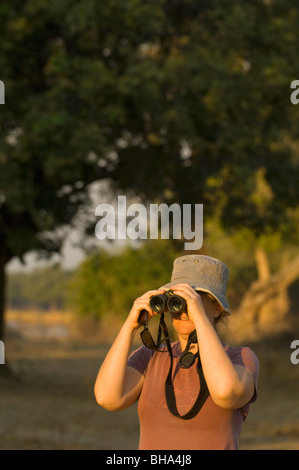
[
  {"left": 138, "top": 291, "right": 187, "bottom": 325},
  {"left": 149, "top": 291, "right": 187, "bottom": 314}
]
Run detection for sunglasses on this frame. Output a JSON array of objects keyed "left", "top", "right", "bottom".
[
  {"left": 140, "top": 312, "right": 170, "bottom": 352},
  {"left": 140, "top": 325, "right": 158, "bottom": 350}
]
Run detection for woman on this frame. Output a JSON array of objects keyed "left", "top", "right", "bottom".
[{"left": 94, "top": 255, "right": 259, "bottom": 450}]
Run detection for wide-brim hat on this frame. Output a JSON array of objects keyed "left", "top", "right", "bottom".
[{"left": 160, "top": 255, "right": 231, "bottom": 315}]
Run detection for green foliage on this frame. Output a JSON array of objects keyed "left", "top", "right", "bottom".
[
  {"left": 1, "top": 0, "right": 299, "bottom": 267},
  {"left": 107, "top": 0, "right": 299, "bottom": 244},
  {"left": 67, "top": 240, "right": 181, "bottom": 319},
  {"left": 1, "top": 0, "right": 299, "bottom": 339}
]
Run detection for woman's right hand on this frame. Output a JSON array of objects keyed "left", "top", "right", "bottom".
[
  {"left": 95, "top": 289, "right": 166, "bottom": 411},
  {"left": 125, "top": 289, "right": 166, "bottom": 330}
]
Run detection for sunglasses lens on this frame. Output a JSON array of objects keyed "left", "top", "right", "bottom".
[
  {"left": 138, "top": 309, "right": 148, "bottom": 325},
  {"left": 140, "top": 328, "right": 156, "bottom": 350}
]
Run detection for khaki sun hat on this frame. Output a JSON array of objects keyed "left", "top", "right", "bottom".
[{"left": 160, "top": 255, "right": 231, "bottom": 315}]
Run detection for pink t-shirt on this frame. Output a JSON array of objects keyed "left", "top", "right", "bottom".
[{"left": 127, "top": 341, "right": 259, "bottom": 450}]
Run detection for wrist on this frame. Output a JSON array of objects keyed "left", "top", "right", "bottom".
[
  {"left": 192, "top": 309, "right": 214, "bottom": 333},
  {"left": 122, "top": 319, "right": 140, "bottom": 338}
]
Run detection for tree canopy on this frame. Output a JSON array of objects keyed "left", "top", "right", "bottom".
[{"left": 1, "top": 0, "right": 299, "bottom": 340}]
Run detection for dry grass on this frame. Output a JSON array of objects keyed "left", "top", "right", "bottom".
[
  {"left": 238, "top": 338, "right": 299, "bottom": 450},
  {"left": 1, "top": 309, "right": 299, "bottom": 450}
]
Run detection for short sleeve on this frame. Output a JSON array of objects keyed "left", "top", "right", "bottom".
[{"left": 127, "top": 345, "right": 154, "bottom": 376}]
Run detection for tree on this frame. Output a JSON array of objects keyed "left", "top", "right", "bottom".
[
  {"left": 106, "top": 0, "right": 299, "bottom": 331},
  {"left": 233, "top": 252, "right": 299, "bottom": 339},
  {"left": 0, "top": 0, "right": 115, "bottom": 340},
  {"left": 1, "top": 0, "right": 299, "bottom": 348}
]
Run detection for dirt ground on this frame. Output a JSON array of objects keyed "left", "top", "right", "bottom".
[{"left": 1, "top": 317, "right": 299, "bottom": 450}]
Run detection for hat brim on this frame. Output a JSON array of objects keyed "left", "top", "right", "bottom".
[{"left": 159, "top": 280, "right": 231, "bottom": 315}]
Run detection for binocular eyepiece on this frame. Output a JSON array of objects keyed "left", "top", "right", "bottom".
[
  {"left": 138, "top": 290, "right": 187, "bottom": 325},
  {"left": 149, "top": 290, "right": 187, "bottom": 314}
]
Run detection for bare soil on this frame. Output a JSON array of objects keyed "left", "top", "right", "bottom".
[{"left": 1, "top": 316, "right": 299, "bottom": 450}]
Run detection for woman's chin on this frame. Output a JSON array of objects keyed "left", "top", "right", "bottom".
[{"left": 172, "top": 318, "right": 194, "bottom": 335}]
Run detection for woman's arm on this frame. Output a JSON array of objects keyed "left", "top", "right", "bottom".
[
  {"left": 94, "top": 322, "right": 143, "bottom": 411},
  {"left": 94, "top": 289, "right": 163, "bottom": 411},
  {"left": 193, "top": 311, "right": 255, "bottom": 409},
  {"left": 172, "top": 284, "right": 255, "bottom": 410}
]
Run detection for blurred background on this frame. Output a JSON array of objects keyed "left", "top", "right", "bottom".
[{"left": 1, "top": 0, "right": 299, "bottom": 450}]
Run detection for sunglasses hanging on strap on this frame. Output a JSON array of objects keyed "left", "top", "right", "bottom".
[{"left": 139, "top": 310, "right": 170, "bottom": 352}]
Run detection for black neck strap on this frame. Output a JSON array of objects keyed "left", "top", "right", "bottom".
[{"left": 158, "top": 317, "right": 210, "bottom": 420}]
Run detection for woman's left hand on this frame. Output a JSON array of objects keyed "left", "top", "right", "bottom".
[{"left": 170, "top": 283, "right": 206, "bottom": 323}]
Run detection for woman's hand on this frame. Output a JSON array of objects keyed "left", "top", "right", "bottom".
[
  {"left": 170, "top": 283, "right": 207, "bottom": 323},
  {"left": 125, "top": 289, "right": 166, "bottom": 330}
]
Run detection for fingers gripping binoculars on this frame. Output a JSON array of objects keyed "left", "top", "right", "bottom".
[
  {"left": 138, "top": 290, "right": 187, "bottom": 325},
  {"left": 150, "top": 290, "right": 187, "bottom": 314}
]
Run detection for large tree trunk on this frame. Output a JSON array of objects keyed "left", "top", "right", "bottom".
[
  {"left": 0, "top": 252, "right": 9, "bottom": 376},
  {"left": 0, "top": 247, "right": 15, "bottom": 377},
  {"left": 0, "top": 250, "right": 6, "bottom": 343},
  {"left": 254, "top": 245, "right": 271, "bottom": 281},
  {"left": 233, "top": 253, "right": 299, "bottom": 340}
]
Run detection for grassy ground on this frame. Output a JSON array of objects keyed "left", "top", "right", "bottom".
[
  {"left": 1, "top": 311, "right": 299, "bottom": 450},
  {"left": 238, "top": 337, "right": 299, "bottom": 450}
]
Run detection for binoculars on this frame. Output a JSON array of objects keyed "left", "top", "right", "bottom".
[
  {"left": 150, "top": 290, "right": 187, "bottom": 314},
  {"left": 138, "top": 290, "right": 187, "bottom": 325}
]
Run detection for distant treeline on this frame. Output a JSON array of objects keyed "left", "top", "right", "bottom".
[
  {"left": 7, "top": 263, "right": 73, "bottom": 311},
  {"left": 7, "top": 238, "right": 259, "bottom": 318}
]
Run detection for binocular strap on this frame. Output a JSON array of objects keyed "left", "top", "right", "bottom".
[{"left": 159, "top": 319, "right": 210, "bottom": 420}]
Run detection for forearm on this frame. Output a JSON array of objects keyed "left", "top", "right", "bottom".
[
  {"left": 194, "top": 314, "right": 246, "bottom": 406},
  {"left": 94, "top": 287, "right": 173, "bottom": 410},
  {"left": 94, "top": 321, "right": 137, "bottom": 408}
]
